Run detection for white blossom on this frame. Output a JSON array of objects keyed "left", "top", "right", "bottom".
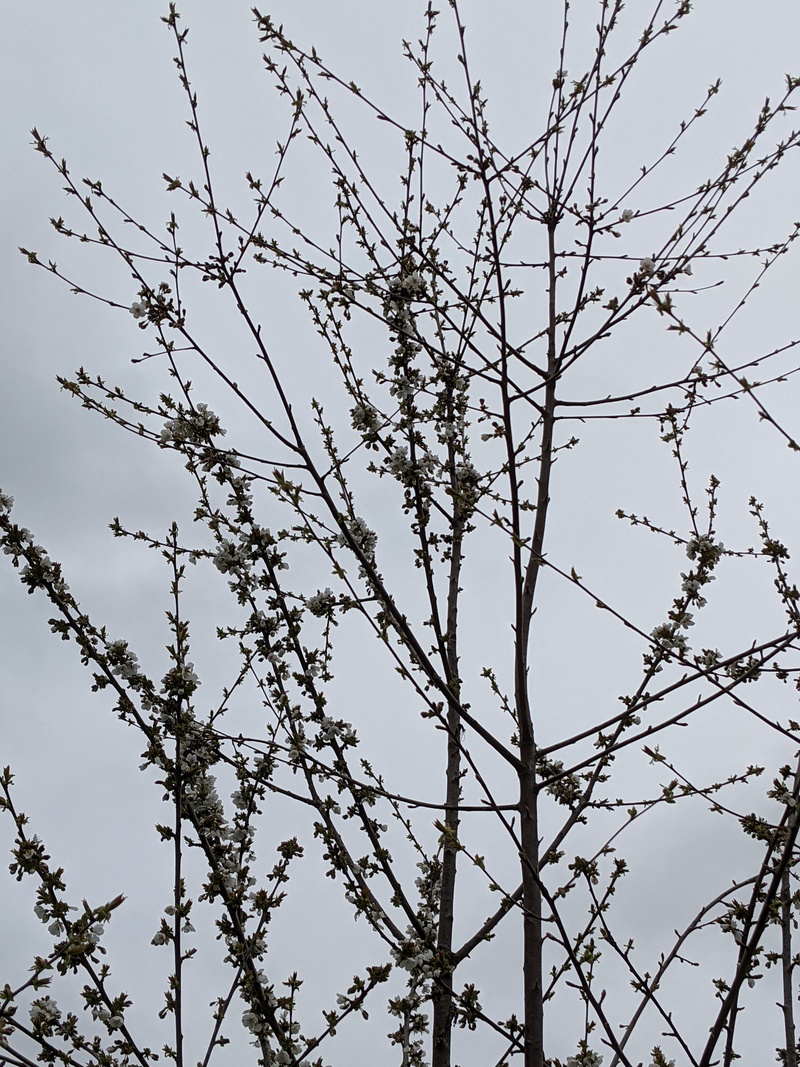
[
  {"left": 107, "top": 640, "right": 142, "bottom": 682},
  {"left": 29, "top": 996, "right": 60, "bottom": 1026},
  {"left": 650, "top": 623, "right": 688, "bottom": 653},
  {"left": 566, "top": 1052, "right": 603, "bottom": 1067},
  {"left": 318, "top": 716, "right": 355, "bottom": 743},
  {"left": 696, "top": 647, "right": 722, "bottom": 668},
  {"left": 161, "top": 403, "right": 225, "bottom": 445},
  {"left": 686, "top": 533, "right": 724, "bottom": 564},
  {"left": 20, "top": 835, "right": 43, "bottom": 863},
  {"left": 339, "top": 515, "right": 377, "bottom": 568},
  {"left": 681, "top": 570, "right": 712, "bottom": 607},
  {"left": 92, "top": 1004, "right": 123, "bottom": 1030},
  {"left": 351, "top": 402, "right": 379, "bottom": 435},
  {"left": 86, "top": 922, "right": 104, "bottom": 946},
  {"left": 307, "top": 587, "right": 336, "bottom": 617},
  {"left": 242, "top": 1009, "right": 264, "bottom": 1034},
  {"left": 387, "top": 445, "right": 413, "bottom": 479},
  {"left": 680, "top": 573, "right": 702, "bottom": 596},
  {"left": 214, "top": 539, "right": 249, "bottom": 575},
  {"left": 390, "top": 374, "right": 415, "bottom": 401}
]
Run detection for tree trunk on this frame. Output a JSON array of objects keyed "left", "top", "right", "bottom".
[{"left": 519, "top": 757, "right": 544, "bottom": 1067}]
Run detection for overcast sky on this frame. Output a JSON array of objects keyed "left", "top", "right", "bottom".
[{"left": 2, "top": 3, "right": 800, "bottom": 1065}]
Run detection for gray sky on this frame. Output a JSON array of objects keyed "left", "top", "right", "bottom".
[{"left": 2, "top": 3, "right": 800, "bottom": 1065}]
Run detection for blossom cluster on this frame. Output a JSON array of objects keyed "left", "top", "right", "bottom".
[
  {"left": 637, "top": 256, "right": 692, "bottom": 280},
  {"left": 381, "top": 268, "right": 430, "bottom": 425},
  {"left": 391, "top": 935, "right": 438, "bottom": 979},
  {"left": 387, "top": 445, "right": 414, "bottom": 479},
  {"left": 649, "top": 620, "right": 690, "bottom": 656},
  {"left": 385, "top": 444, "right": 437, "bottom": 489},
  {"left": 91, "top": 1004, "right": 124, "bottom": 1030},
  {"left": 107, "top": 640, "right": 141, "bottom": 682},
  {"left": 128, "top": 282, "right": 178, "bottom": 328},
  {"left": 338, "top": 515, "right": 377, "bottom": 577},
  {"left": 240, "top": 986, "right": 312, "bottom": 1065},
  {"left": 318, "top": 716, "right": 357, "bottom": 745},
  {"left": 680, "top": 571, "right": 710, "bottom": 607},
  {"left": 635, "top": 255, "right": 692, "bottom": 283},
  {"left": 413, "top": 859, "right": 441, "bottom": 939},
  {"left": 29, "top": 996, "right": 61, "bottom": 1032},
  {"left": 454, "top": 460, "right": 481, "bottom": 516},
  {"left": 160, "top": 661, "right": 200, "bottom": 700},
  {"left": 646, "top": 533, "right": 724, "bottom": 671},
  {"left": 105, "top": 639, "right": 159, "bottom": 710},
  {"left": 33, "top": 895, "right": 110, "bottom": 969},
  {"left": 1, "top": 514, "right": 71, "bottom": 601},
  {"left": 12, "top": 833, "right": 46, "bottom": 875},
  {"left": 351, "top": 401, "right": 380, "bottom": 437},
  {"left": 33, "top": 901, "right": 75, "bottom": 936},
  {"left": 389, "top": 859, "right": 443, "bottom": 992},
  {"left": 212, "top": 525, "right": 287, "bottom": 603},
  {"left": 186, "top": 774, "right": 228, "bottom": 844},
  {"left": 306, "top": 587, "right": 336, "bottom": 618},
  {"left": 564, "top": 1042, "right": 674, "bottom": 1067},
  {"left": 723, "top": 653, "right": 763, "bottom": 683},
  {"left": 214, "top": 538, "right": 252, "bottom": 576},
  {"left": 384, "top": 271, "right": 427, "bottom": 346},
  {"left": 695, "top": 647, "right": 722, "bottom": 669},
  {"left": 537, "top": 756, "right": 582, "bottom": 807},
  {"left": 160, "top": 402, "right": 226, "bottom": 445},
  {"left": 685, "top": 532, "right": 725, "bottom": 567}
]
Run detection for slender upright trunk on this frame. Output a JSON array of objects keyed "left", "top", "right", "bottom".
[
  {"left": 516, "top": 219, "right": 560, "bottom": 1067},
  {"left": 781, "top": 764, "right": 800, "bottom": 1067},
  {"left": 516, "top": 384, "right": 555, "bottom": 1067},
  {"left": 432, "top": 503, "right": 464, "bottom": 1067},
  {"left": 519, "top": 758, "right": 544, "bottom": 1067},
  {"left": 782, "top": 864, "right": 797, "bottom": 1067},
  {"left": 431, "top": 694, "right": 462, "bottom": 1066}
]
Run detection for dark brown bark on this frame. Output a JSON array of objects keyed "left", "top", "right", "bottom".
[
  {"left": 519, "top": 761, "right": 544, "bottom": 1067},
  {"left": 431, "top": 694, "right": 462, "bottom": 1066},
  {"left": 432, "top": 502, "right": 465, "bottom": 1067},
  {"left": 782, "top": 864, "right": 797, "bottom": 1067},
  {"left": 516, "top": 220, "right": 560, "bottom": 1067}
]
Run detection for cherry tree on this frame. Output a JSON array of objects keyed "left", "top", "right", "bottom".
[{"left": 2, "top": 3, "right": 800, "bottom": 1066}]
